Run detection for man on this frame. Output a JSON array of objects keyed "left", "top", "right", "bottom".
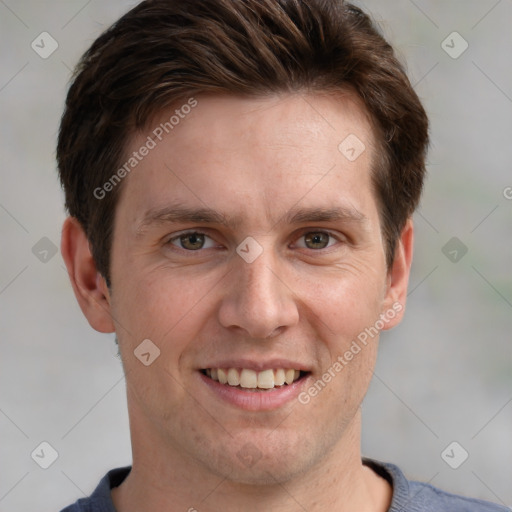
[{"left": 57, "top": 0, "right": 507, "bottom": 510}]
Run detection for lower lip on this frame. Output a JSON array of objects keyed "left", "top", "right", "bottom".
[{"left": 199, "top": 372, "right": 309, "bottom": 411}]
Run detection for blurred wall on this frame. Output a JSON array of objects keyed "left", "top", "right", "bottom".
[{"left": 0, "top": 1, "right": 511, "bottom": 511}]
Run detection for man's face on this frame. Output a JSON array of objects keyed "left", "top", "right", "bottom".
[{"left": 107, "top": 93, "right": 405, "bottom": 483}]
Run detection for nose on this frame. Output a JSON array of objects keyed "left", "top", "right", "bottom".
[{"left": 217, "top": 249, "right": 300, "bottom": 339}]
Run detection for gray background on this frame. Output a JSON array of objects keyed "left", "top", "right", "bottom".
[{"left": 0, "top": 1, "right": 511, "bottom": 511}]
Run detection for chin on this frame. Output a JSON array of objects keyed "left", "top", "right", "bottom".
[
  {"left": 222, "top": 456, "right": 309, "bottom": 486},
  {"left": 207, "top": 433, "right": 322, "bottom": 486}
]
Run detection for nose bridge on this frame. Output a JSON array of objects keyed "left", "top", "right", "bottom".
[
  {"left": 218, "top": 243, "right": 299, "bottom": 337},
  {"left": 242, "top": 252, "right": 279, "bottom": 301}
]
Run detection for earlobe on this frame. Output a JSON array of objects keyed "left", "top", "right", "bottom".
[
  {"left": 381, "top": 218, "right": 414, "bottom": 330},
  {"left": 61, "top": 217, "right": 115, "bottom": 333}
]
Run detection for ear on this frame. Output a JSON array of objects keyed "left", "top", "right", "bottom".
[
  {"left": 61, "top": 217, "right": 115, "bottom": 333},
  {"left": 381, "top": 218, "right": 414, "bottom": 330}
]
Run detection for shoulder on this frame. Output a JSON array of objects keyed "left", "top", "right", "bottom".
[
  {"left": 59, "top": 467, "right": 131, "bottom": 512},
  {"left": 364, "top": 458, "right": 510, "bottom": 512},
  {"left": 406, "top": 479, "right": 510, "bottom": 512}
]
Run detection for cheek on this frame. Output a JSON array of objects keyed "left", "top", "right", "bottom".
[
  {"left": 112, "top": 272, "right": 217, "bottom": 412},
  {"left": 111, "top": 268, "right": 219, "bottom": 348},
  {"left": 296, "top": 263, "right": 386, "bottom": 341}
]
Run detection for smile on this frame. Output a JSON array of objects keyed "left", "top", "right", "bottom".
[
  {"left": 199, "top": 366, "right": 311, "bottom": 411},
  {"left": 202, "top": 368, "right": 306, "bottom": 390}
]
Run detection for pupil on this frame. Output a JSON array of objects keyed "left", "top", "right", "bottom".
[
  {"left": 182, "top": 233, "right": 204, "bottom": 250},
  {"left": 306, "top": 232, "right": 328, "bottom": 249}
]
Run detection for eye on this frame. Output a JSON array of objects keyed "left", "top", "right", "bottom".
[
  {"left": 168, "top": 231, "right": 217, "bottom": 251},
  {"left": 295, "top": 231, "right": 338, "bottom": 250}
]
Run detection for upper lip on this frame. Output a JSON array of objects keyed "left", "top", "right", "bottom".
[{"left": 200, "top": 359, "right": 311, "bottom": 372}]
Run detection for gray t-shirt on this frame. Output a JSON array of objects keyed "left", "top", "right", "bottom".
[{"left": 60, "top": 459, "right": 510, "bottom": 511}]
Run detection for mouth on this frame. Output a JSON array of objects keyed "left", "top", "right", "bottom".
[{"left": 200, "top": 367, "right": 309, "bottom": 391}]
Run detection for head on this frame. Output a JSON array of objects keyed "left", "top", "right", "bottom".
[
  {"left": 58, "top": 0, "right": 428, "bottom": 488},
  {"left": 58, "top": 0, "right": 428, "bottom": 286}
]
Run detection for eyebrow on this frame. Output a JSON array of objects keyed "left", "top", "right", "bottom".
[
  {"left": 283, "top": 205, "right": 368, "bottom": 225},
  {"left": 135, "top": 203, "right": 368, "bottom": 237},
  {"left": 136, "top": 204, "right": 243, "bottom": 237}
]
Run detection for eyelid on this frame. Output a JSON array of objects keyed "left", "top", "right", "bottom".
[
  {"left": 291, "top": 228, "right": 346, "bottom": 249},
  {"left": 165, "top": 229, "right": 219, "bottom": 249},
  {"left": 163, "top": 228, "right": 346, "bottom": 252}
]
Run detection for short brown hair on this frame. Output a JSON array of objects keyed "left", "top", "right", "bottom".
[{"left": 57, "top": 0, "right": 429, "bottom": 286}]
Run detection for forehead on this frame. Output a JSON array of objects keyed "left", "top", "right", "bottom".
[
  {"left": 143, "top": 92, "right": 375, "bottom": 164},
  {"left": 117, "top": 92, "right": 378, "bottom": 229}
]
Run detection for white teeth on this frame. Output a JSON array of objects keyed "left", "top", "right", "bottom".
[
  {"left": 274, "top": 368, "right": 286, "bottom": 386},
  {"left": 257, "top": 369, "right": 275, "bottom": 389},
  {"left": 240, "top": 369, "right": 258, "bottom": 388},
  {"left": 217, "top": 368, "right": 228, "bottom": 384},
  {"left": 205, "top": 367, "right": 303, "bottom": 389},
  {"left": 227, "top": 368, "right": 240, "bottom": 386},
  {"left": 285, "top": 369, "right": 295, "bottom": 385}
]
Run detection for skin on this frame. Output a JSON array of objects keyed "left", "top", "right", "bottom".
[{"left": 62, "top": 92, "right": 413, "bottom": 511}]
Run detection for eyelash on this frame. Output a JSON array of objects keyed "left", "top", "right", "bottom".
[{"left": 165, "top": 229, "right": 343, "bottom": 253}]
